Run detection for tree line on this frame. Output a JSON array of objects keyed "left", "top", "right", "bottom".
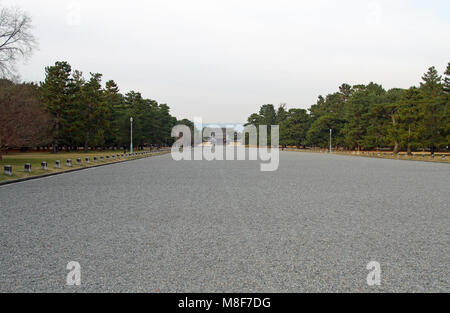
[
  {"left": 246, "top": 64, "right": 449, "bottom": 154},
  {"left": 0, "top": 61, "right": 188, "bottom": 157}
]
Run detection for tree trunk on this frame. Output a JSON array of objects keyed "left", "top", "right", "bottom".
[
  {"left": 406, "top": 126, "right": 412, "bottom": 156},
  {"left": 53, "top": 115, "right": 59, "bottom": 153},
  {"left": 393, "top": 141, "right": 399, "bottom": 154},
  {"left": 84, "top": 129, "right": 90, "bottom": 153},
  {"left": 391, "top": 113, "right": 399, "bottom": 154}
]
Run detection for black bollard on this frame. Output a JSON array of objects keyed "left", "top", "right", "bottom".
[
  {"left": 4, "top": 165, "right": 12, "bottom": 176},
  {"left": 24, "top": 163, "right": 32, "bottom": 173}
]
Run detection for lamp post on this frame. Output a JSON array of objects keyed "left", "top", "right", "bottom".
[
  {"left": 329, "top": 129, "right": 332, "bottom": 153},
  {"left": 130, "top": 117, "right": 133, "bottom": 155}
]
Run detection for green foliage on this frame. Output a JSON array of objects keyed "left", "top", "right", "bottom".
[
  {"left": 37, "top": 61, "right": 182, "bottom": 152},
  {"left": 280, "top": 109, "right": 310, "bottom": 147},
  {"left": 444, "top": 63, "right": 450, "bottom": 94},
  {"left": 39, "top": 61, "right": 72, "bottom": 151},
  {"left": 307, "top": 114, "right": 346, "bottom": 148},
  {"left": 417, "top": 67, "right": 447, "bottom": 152},
  {"left": 396, "top": 88, "right": 422, "bottom": 153},
  {"left": 176, "top": 119, "right": 197, "bottom": 145},
  {"left": 343, "top": 83, "right": 386, "bottom": 150},
  {"left": 246, "top": 64, "right": 449, "bottom": 152}
]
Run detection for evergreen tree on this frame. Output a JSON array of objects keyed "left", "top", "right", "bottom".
[
  {"left": 39, "top": 61, "right": 73, "bottom": 152},
  {"left": 79, "top": 73, "right": 107, "bottom": 151},
  {"left": 344, "top": 84, "right": 385, "bottom": 150},
  {"left": 397, "top": 88, "right": 422, "bottom": 154},
  {"left": 275, "top": 104, "right": 288, "bottom": 125},
  {"left": 280, "top": 109, "right": 310, "bottom": 147},
  {"left": 444, "top": 63, "right": 450, "bottom": 94},
  {"left": 104, "top": 80, "right": 124, "bottom": 148},
  {"left": 440, "top": 64, "right": 450, "bottom": 149},
  {"left": 418, "top": 66, "right": 445, "bottom": 154},
  {"left": 306, "top": 114, "right": 346, "bottom": 148},
  {"left": 64, "top": 69, "right": 86, "bottom": 149},
  {"left": 366, "top": 88, "right": 404, "bottom": 153}
]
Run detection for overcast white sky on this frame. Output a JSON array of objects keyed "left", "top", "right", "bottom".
[{"left": 4, "top": 0, "right": 450, "bottom": 123}]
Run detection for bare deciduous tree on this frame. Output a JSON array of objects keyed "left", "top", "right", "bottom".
[
  {"left": 0, "top": 79, "right": 52, "bottom": 160},
  {"left": 0, "top": 5, "right": 37, "bottom": 78}
]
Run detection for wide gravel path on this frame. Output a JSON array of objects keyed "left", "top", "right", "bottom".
[{"left": 0, "top": 151, "right": 448, "bottom": 292}]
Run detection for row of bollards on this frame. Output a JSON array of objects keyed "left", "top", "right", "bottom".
[
  {"left": 3, "top": 151, "right": 156, "bottom": 176},
  {"left": 371, "top": 152, "right": 447, "bottom": 160},
  {"left": 293, "top": 148, "right": 449, "bottom": 161}
]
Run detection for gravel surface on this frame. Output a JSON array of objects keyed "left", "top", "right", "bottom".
[{"left": 0, "top": 151, "right": 448, "bottom": 292}]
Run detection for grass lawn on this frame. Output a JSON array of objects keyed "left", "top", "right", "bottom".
[
  {"left": 0, "top": 149, "right": 169, "bottom": 183},
  {"left": 285, "top": 148, "right": 450, "bottom": 163}
]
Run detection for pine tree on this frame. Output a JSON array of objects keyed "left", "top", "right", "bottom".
[
  {"left": 397, "top": 88, "right": 422, "bottom": 154},
  {"left": 279, "top": 109, "right": 310, "bottom": 147},
  {"left": 64, "top": 69, "right": 86, "bottom": 150},
  {"left": 440, "top": 63, "right": 450, "bottom": 149},
  {"left": 344, "top": 83, "right": 385, "bottom": 151},
  {"left": 420, "top": 66, "right": 442, "bottom": 94},
  {"left": 444, "top": 63, "right": 450, "bottom": 94},
  {"left": 381, "top": 88, "right": 404, "bottom": 154},
  {"left": 73, "top": 73, "right": 108, "bottom": 152},
  {"left": 104, "top": 80, "right": 124, "bottom": 147},
  {"left": 275, "top": 104, "right": 288, "bottom": 125},
  {"left": 418, "top": 66, "right": 444, "bottom": 154},
  {"left": 39, "top": 61, "right": 72, "bottom": 153}
]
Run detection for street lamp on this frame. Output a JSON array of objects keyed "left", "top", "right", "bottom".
[
  {"left": 130, "top": 117, "right": 133, "bottom": 155},
  {"left": 329, "top": 129, "right": 332, "bottom": 153}
]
